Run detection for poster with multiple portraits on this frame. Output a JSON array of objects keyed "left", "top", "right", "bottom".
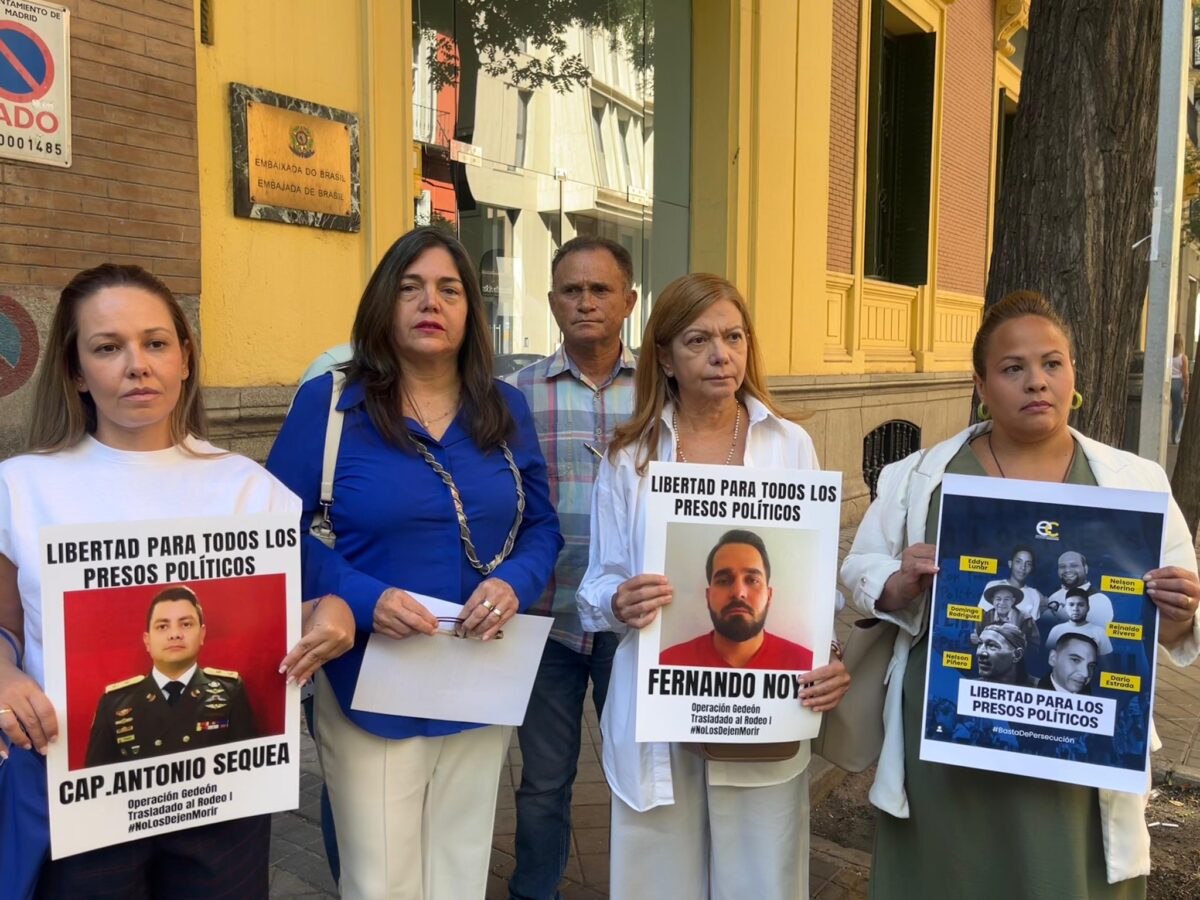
[
  {"left": 39, "top": 513, "right": 301, "bottom": 858},
  {"left": 635, "top": 462, "right": 842, "bottom": 743},
  {"left": 920, "top": 474, "right": 1167, "bottom": 794}
]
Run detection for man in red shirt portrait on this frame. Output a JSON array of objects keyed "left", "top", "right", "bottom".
[{"left": 659, "top": 529, "right": 813, "bottom": 670}]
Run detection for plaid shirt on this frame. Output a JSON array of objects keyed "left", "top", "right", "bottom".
[{"left": 506, "top": 344, "right": 636, "bottom": 653}]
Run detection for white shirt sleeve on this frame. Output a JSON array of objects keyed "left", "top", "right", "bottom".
[
  {"left": 577, "top": 454, "right": 632, "bottom": 635},
  {"left": 0, "top": 470, "right": 13, "bottom": 563}
]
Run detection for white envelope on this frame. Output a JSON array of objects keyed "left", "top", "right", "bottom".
[{"left": 350, "top": 592, "right": 552, "bottom": 725}]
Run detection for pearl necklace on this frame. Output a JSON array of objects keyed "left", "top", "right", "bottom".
[{"left": 673, "top": 404, "right": 742, "bottom": 464}]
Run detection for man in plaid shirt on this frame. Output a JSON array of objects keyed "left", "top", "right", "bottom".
[{"left": 506, "top": 236, "right": 638, "bottom": 900}]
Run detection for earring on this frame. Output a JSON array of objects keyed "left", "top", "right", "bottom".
[
  {"left": 976, "top": 402, "right": 990, "bottom": 421},
  {"left": 662, "top": 367, "right": 674, "bottom": 379},
  {"left": 1071, "top": 391, "right": 1083, "bottom": 410}
]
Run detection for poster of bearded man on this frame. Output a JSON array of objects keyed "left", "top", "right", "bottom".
[{"left": 635, "top": 462, "right": 842, "bottom": 743}]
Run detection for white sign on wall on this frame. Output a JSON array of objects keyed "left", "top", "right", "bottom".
[{"left": 0, "top": 0, "right": 71, "bottom": 167}]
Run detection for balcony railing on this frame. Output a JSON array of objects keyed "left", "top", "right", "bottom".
[{"left": 413, "top": 104, "right": 451, "bottom": 148}]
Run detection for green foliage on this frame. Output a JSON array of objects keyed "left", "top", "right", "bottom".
[{"left": 421, "top": 0, "right": 653, "bottom": 94}]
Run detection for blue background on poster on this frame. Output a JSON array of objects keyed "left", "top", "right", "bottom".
[{"left": 925, "top": 489, "right": 1161, "bottom": 771}]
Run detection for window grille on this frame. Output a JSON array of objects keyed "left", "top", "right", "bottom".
[{"left": 862, "top": 420, "right": 921, "bottom": 500}]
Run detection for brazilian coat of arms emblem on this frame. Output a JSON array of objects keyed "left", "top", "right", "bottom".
[{"left": 289, "top": 125, "right": 316, "bottom": 158}]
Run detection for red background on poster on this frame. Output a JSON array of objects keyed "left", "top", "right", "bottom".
[{"left": 63, "top": 574, "right": 288, "bottom": 770}]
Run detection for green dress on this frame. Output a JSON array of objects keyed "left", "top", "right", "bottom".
[{"left": 870, "top": 441, "right": 1145, "bottom": 900}]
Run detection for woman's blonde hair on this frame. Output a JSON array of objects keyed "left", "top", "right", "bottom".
[
  {"left": 1174, "top": 332, "right": 1185, "bottom": 356},
  {"left": 609, "top": 273, "right": 786, "bottom": 473},
  {"left": 27, "top": 264, "right": 207, "bottom": 453}
]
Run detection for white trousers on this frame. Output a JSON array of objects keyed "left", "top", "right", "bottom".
[
  {"left": 609, "top": 742, "right": 811, "bottom": 900},
  {"left": 314, "top": 673, "right": 511, "bottom": 900}
]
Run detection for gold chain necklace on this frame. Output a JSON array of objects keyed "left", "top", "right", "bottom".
[{"left": 404, "top": 386, "right": 460, "bottom": 431}]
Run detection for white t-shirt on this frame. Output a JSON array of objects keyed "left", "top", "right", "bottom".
[
  {"left": 0, "top": 436, "right": 300, "bottom": 686},
  {"left": 1171, "top": 354, "right": 1184, "bottom": 379}
]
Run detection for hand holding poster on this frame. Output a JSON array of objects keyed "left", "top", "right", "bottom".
[
  {"left": 352, "top": 591, "right": 552, "bottom": 725},
  {"left": 636, "top": 462, "right": 842, "bottom": 743},
  {"left": 920, "top": 474, "right": 1166, "bottom": 794},
  {"left": 39, "top": 513, "right": 301, "bottom": 858}
]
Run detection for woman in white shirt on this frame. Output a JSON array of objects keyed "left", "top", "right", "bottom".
[
  {"left": 0, "top": 264, "right": 353, "bottom": 899},
  {"left": 577, "top": 273, "right": 849, "bottom": 899},
  {"left": 1170, "top": 332, "right": 1189, "bottom": 444}
]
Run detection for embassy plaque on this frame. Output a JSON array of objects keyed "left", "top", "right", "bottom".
[{"left": 230, "top": 83, "right": 360, "bottom": 232}]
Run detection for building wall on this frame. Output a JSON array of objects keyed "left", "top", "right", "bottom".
[
  {"left": 0, "top": 0, "right": 1005, "bottom": 517},
  {"left": 729, "top": 0, "right": 834, "bottom": 377},
  {"left": 703, "top": 0, "right": 993, "bottom": 518},
  {"left": 0, "top": 0, "right": 200, "bottom": 459},
  {"left": 936, "top": 0, "right": 993, "bottom": 297},
  {"left": 0, "top": 0, "right": 200, "bottom": 293},
  {"left": 826, "top": 0, "right": 859, "bottom": 276},
  {"left": 194, "top": 0, "right": 411, "bottom": 389}
]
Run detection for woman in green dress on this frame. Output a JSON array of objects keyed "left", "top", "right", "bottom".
[{"left": 841, "top": 291, "right": 1200, "bottom": 898}]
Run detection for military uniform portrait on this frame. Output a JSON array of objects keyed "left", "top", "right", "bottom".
[{"left": 84, "top": 586, "right": 259, "bottom": 766}]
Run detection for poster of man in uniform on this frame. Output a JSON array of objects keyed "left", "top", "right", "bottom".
[
  {"left": 636, "top": 462, "right": 842, "bottom": 743},
  {"left": 921, "top": 474, "right": 1167, "bottom": 794},
  {"left": 39, "top": 513, "right": 300, "bottom": 858}
]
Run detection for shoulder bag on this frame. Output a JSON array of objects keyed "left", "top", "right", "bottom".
[
  {"left": 308, "top": 370, "right": 346, "bottom": 550},
  {"left": 812, "top": 617, "right": 898, "bottom": 772}
]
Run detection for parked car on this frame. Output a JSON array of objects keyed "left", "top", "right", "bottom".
[{"left": 492, "top": 353, "right": 544, "bottom": 377}]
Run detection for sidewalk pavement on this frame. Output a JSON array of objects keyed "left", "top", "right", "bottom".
[{"left": 269, "top": 525, "right": 1200, "bottom": 898}]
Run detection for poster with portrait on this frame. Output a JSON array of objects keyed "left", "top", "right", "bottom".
[
  {"left": 39, "top": 513, "right": 301, "bottom": 858},
  {"left": 920, "top": 474, "right": 1167, "bottom": 794},
  {"left": 635, "top": 462, "right": 842, "bottom": 743}
]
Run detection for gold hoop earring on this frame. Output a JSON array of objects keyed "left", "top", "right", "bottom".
[
  {"left": 977, "top": 402, "right": 990, "bottom": 421},
  {"left": 1071, "top": 391, "right": 1083, "bottom": 410}
]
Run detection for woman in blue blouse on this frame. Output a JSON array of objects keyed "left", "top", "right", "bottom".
[{"left": 267, "top": 227, "right": 562, "bottom": 899}]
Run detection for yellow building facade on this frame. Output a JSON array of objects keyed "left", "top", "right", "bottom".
[{"left": 0, "top": 0, "right": 1028, "bottom": 518}]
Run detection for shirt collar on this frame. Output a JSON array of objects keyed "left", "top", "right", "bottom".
[
  {"left": 658, "top": 394, "right": 774, "bottom": 431},
  {"left": 153, "top": 664, "right": 197, "bottom": 693},
  {"left": 336, "top": 375, "right": 366, "bottom": 411},
  {"left": 547, "top": 343, "right": 637, "bottom": 387}
]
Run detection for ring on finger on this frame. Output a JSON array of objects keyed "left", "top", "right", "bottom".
[
  {"left": 490, "top": 606, "right": 503, "bottom": 620},
  {"left": 0, "top": 707, "right": 11, "bottom": 716},
  {"left": 481, "top": 599, "right": 496, "bottom": 612}
]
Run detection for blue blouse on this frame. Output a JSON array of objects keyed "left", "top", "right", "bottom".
[{"left": 266, "top": 373, "right": 562, "bottom": 740}]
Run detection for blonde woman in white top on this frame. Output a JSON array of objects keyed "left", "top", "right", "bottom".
[
  {"left": 0, "top": 264, "right": 353, "bottom": 899},
  {"left": 577, "top": 273, "right": 849, "bottom": 900}
]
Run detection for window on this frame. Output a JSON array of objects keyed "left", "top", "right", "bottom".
[
  {"left": 514, "top": 90, "right": 531, "bottom": 167},
  {"left": 410, "top": 0, "right": 691, "bottom": 359},
  {"left": 592, "top": 103, "right": 609, "bottom": 186},
  {"left": 864, "top": 0, "right": 935, "bottom": 287},
  {"left": 992, "top": 88, "right": 1018, "bottom": 239},
  {"left": 618, "top": 115, "right": 634, "bottom": 186},
  {"left": 863, "top": 420, "right": 921, "bottom": 500}
]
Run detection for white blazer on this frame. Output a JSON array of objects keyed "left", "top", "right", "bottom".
[{"left": 840, "top": 422, "right": 1200, "bottom": 884}]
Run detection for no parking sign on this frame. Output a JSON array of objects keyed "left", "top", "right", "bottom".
[{"left": 0, "top": 0, "right": 70, "bottom": 167}]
